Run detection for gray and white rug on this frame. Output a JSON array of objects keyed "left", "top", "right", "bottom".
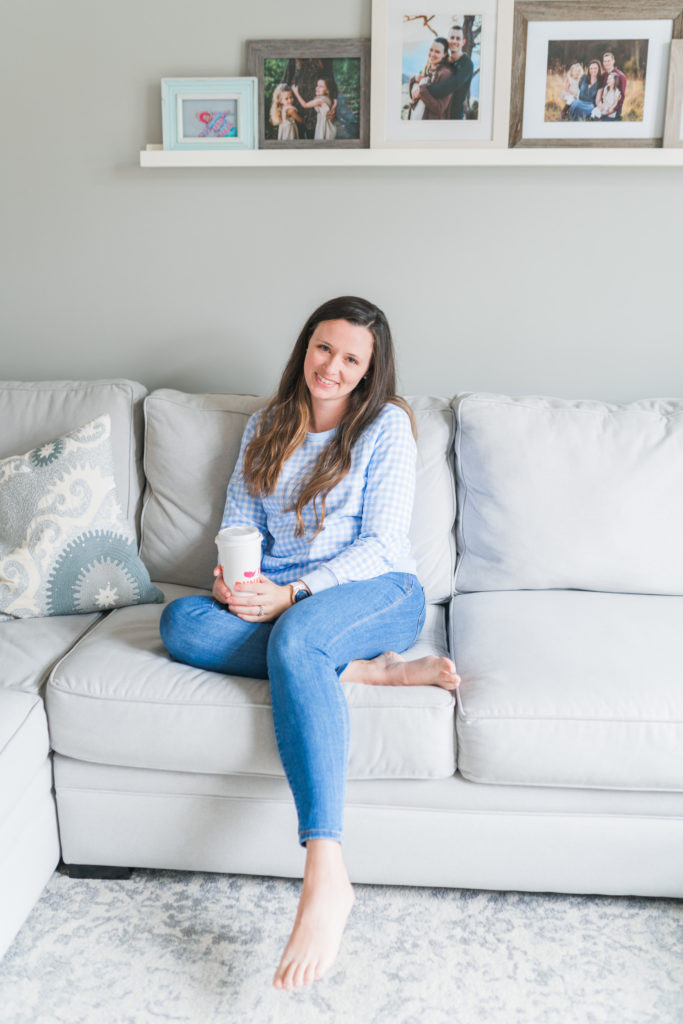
[{"left": 1, "top": 869, "right": 682, "bottom": 1024}]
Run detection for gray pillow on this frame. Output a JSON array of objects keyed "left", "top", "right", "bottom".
[{"left": 0, "top": 415, "right": 163, "bottom": 619}]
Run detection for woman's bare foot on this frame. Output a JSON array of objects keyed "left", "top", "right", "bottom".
[
  {"left": 340, "top": 651, "right": 460, "bottom": 690},
  {"left": 273, "top": 839, "right": 354, "bottom": 991}
]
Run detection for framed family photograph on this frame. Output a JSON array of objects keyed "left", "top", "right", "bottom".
[
  {"left": 663, "top": 38, "right": 683, "bottom": 144},
  {"left": 161, "top": 78, "right": 257, "bottom": 151},
  {"left": 245, "top": 39, "right": 370, "bottom": 148},
  {"left": 509, "top": 2, "right": 683, "bottom": 147},
  {"left": 371, "top": 0, "right": 499, "bottom": 145}
]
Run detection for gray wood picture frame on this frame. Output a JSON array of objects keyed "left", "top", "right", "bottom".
[
  {"left": 509, "top": 1, "right": 683, "bottom": 147},
  {"left": 245, "top": 39, "right": 371, "bottom": 149},
  {"left": 663, "top": 38, "right": 683, "bottom": 143}
]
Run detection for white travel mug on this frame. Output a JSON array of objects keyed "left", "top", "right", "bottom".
[{"left": 215, "top": 526, "right": 262, "bottom": 589}]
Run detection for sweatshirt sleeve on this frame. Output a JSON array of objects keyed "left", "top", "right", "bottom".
[
  {"left": 425, "top": 55, "right": 473, "bottom": 99},
  {"left": 301, "top": 406, "right": 417, "bottom": 592},
  {"left": 419, "top": 73, "right": 454, "bottom": 118},
  {"left": 220, "top": 412, "right": 269, "bottom": 538}
]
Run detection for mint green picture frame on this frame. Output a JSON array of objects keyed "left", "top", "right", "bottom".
[{"left": 161, "top": 77, "right": 258, "bottom": 151}]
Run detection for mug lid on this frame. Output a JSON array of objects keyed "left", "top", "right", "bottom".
[{"left": 215, "top": 525, "right": 262, "bottom": 544}]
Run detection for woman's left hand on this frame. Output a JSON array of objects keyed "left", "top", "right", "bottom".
[{"left": 227, "top": 576, "right": 292, "bottom": 623}]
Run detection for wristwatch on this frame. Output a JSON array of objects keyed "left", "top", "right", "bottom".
[{"left": 290, "top": 581, "right": 311, "bottom": 604}]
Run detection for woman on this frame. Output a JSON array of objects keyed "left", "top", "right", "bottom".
[
  {"left": 283, "top": 57, "right": 338, "bottom": 138},
  {"left": 570, "top": 59, "right": 603, "bottom": 120},
  {"left": 291, "top": 77, "right": 337, "bottom": 140},
  {"left": 408, "top": 37, "right": 451, "bottom": 120},
  {"left": 160, "top": 296, "right": 459, "bottom": 991}
]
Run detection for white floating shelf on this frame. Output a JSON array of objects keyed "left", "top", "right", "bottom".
[{"left": 140, "top": 143, "right": 683, "bottom": 168}]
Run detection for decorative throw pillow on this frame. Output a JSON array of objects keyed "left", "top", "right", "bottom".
[{"left": 0, "top": 414, "right": 164, "bottom": 620}]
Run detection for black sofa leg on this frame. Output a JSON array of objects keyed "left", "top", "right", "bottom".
[{"left": 62, "top": 862, "right": 133, "bottom": 879}]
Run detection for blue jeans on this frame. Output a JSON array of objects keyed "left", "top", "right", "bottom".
[
  {"left": 159, "top": 572, "right": 426, "bottom": 845},
  {"left": 570, "top": 99, "right": 594, "bottom": 120}
]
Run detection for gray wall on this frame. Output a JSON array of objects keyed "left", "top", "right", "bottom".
[{"left": 2, "top": 0, "right": 682, "bottom": 401}]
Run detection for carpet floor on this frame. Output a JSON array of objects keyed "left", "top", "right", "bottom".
[{"left": 1, "top": 868, "right": 682, "bottom": 1024}]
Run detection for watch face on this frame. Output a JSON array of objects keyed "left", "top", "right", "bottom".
[{"left": 294, "top": 587, "right": 309, "bottom": 602}]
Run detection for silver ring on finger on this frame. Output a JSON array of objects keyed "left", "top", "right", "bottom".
[{"left": 258, "top": 605, "right": 265, "bottom": 617}]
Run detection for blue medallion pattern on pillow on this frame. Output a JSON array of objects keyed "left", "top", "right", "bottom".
[{"left": 0, "top": 415, "right": 163, "bottom": 619}]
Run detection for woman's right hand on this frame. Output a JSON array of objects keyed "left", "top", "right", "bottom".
[{"left": 212, "top": 566, "right": 233, "bottom": 605}]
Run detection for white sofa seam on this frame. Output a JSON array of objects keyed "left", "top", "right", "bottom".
[{"left": 55, "top": 786, "right": 683, "bottom": 817}]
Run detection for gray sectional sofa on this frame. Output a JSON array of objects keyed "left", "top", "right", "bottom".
[{"left": 2, "top": 379, "right": 682, "bottom": 959}]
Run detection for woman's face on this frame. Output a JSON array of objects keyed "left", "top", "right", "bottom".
[
  {"left": 427, "top": 41, "right": 446, "bottom": 66},
  {"left": 303, "top": 319, "right": 374, "bottom": 411},
  {"left": 315, "top": 79, "right": 329, "bottom": 96},
  {"left": 589, "top": 62, "right": 600, "bottom": 81}
]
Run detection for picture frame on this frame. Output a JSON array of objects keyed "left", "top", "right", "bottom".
[
  {"left": 509, "top": 1, "right": 683, "bottom": 148},
  {"left": 161, "top": 78, "right": 257, "bottom": 151},
  {"left": 245, "top": 39, "right": 370, "bottom": 148},
  {"left": 663, "top": 38, "right": 683, "bottom": 144},
  {"left": 370, "top": 0, "right": 500, "bottom": 146}
]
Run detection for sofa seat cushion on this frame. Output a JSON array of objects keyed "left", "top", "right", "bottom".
[
  {"left": 1, "top": 613, "right": 100, "bottom": 693},
  {"left": 0, "top": 690, "right": 52, "bottom": 825},
  {"left": 453, "top": 590, "right": 683, "bottom": 791},
  {"left": 46, "top": 584, "right": 456, "bottom": 780}
]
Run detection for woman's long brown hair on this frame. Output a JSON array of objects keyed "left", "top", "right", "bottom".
[{"left": 242, "top": 295, "right": 415, "bottom": 536}]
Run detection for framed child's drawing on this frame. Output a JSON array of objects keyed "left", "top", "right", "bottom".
[
  {"left": 245, "top": 39, "right": 370, "bottom": 148},
  {"left": 161, "top": 78, "right": 257, "bottom": 151}
]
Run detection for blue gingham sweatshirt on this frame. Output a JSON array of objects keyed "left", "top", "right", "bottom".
[{"left": 220, "top": 403, "right": 417, "bottom": 592}]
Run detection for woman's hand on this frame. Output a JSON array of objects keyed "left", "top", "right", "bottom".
[
  {"left": 212, "top": 566, "right": 233, "bottom": 605},
  {"left": 226, "top": 575, "right": 293, "bottom": 623}
]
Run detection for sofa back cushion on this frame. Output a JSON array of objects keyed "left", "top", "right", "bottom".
[
  {"left": 454, "top": 392, "right": 683, "bottom": 595},
  {"left": 141, "top": 390, "right": 455, "bottom": 602},
  {"left": 140, "top": 391, "right": 264, "bottom": 590},
  {"left": 0, "top": 380, "right": 147, "bottom": 532}
]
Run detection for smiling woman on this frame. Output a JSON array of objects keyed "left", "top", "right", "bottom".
[
  {"left": 159, "top": 295, "right": 459, "bottom": 991},
  {"left": 303, "top": 319, "right": 374, "bottom": 429}
]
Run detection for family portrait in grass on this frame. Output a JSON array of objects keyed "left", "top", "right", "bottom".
[{"left": 544, "top": 38, "right": 649, "bottom": 122}]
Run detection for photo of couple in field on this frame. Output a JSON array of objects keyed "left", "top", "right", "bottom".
[
  {"left": 401, "top": 13, "right": 482, "bottom": 121},
  {"left": 544, "top": 38, "right": 649, "bottom": 123}
]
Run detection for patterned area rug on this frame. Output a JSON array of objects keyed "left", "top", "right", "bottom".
[{"left": 1, "top": 869, "right": 682, "bottom": 1024}]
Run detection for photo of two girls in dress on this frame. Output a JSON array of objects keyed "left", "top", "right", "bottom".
[
  {"left": 544, "top": 39, "right": 649, "bottom": 123},
  {"left": 401, "top": 14, "right": 482, "bottom": 121},
  {"left": 265, "top": 57, "right": 362, "bottom": 142}
]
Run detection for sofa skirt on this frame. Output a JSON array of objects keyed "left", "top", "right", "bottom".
[{"left": 54, "top": 756, "right": 683, "bottom": 898}]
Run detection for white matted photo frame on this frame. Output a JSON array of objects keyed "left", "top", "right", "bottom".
[
  {"left": 245, "top": 39, "right": 370, "bottom": 148},
  {"left": 161, "top": 78, "right": 257, "bottom": 151},
  {"left": 371, "top": 0, "right": 500, "bottom": 146},
  {"left": 509, "top": 2, "right": 683, "bottom": 147},
  {"left": 664, "top": 38, "right": 683, "bottom": 143}
]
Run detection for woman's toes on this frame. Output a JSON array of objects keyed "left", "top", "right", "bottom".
[
  {"left": 295, "top": 960, "right": 311, "bottom": 988},
  {"left": 273, "top": 958, "right": 293, "bottom": 990},
  {"left": 283, "top": 960, "right": 298, "bottom": 990}
]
